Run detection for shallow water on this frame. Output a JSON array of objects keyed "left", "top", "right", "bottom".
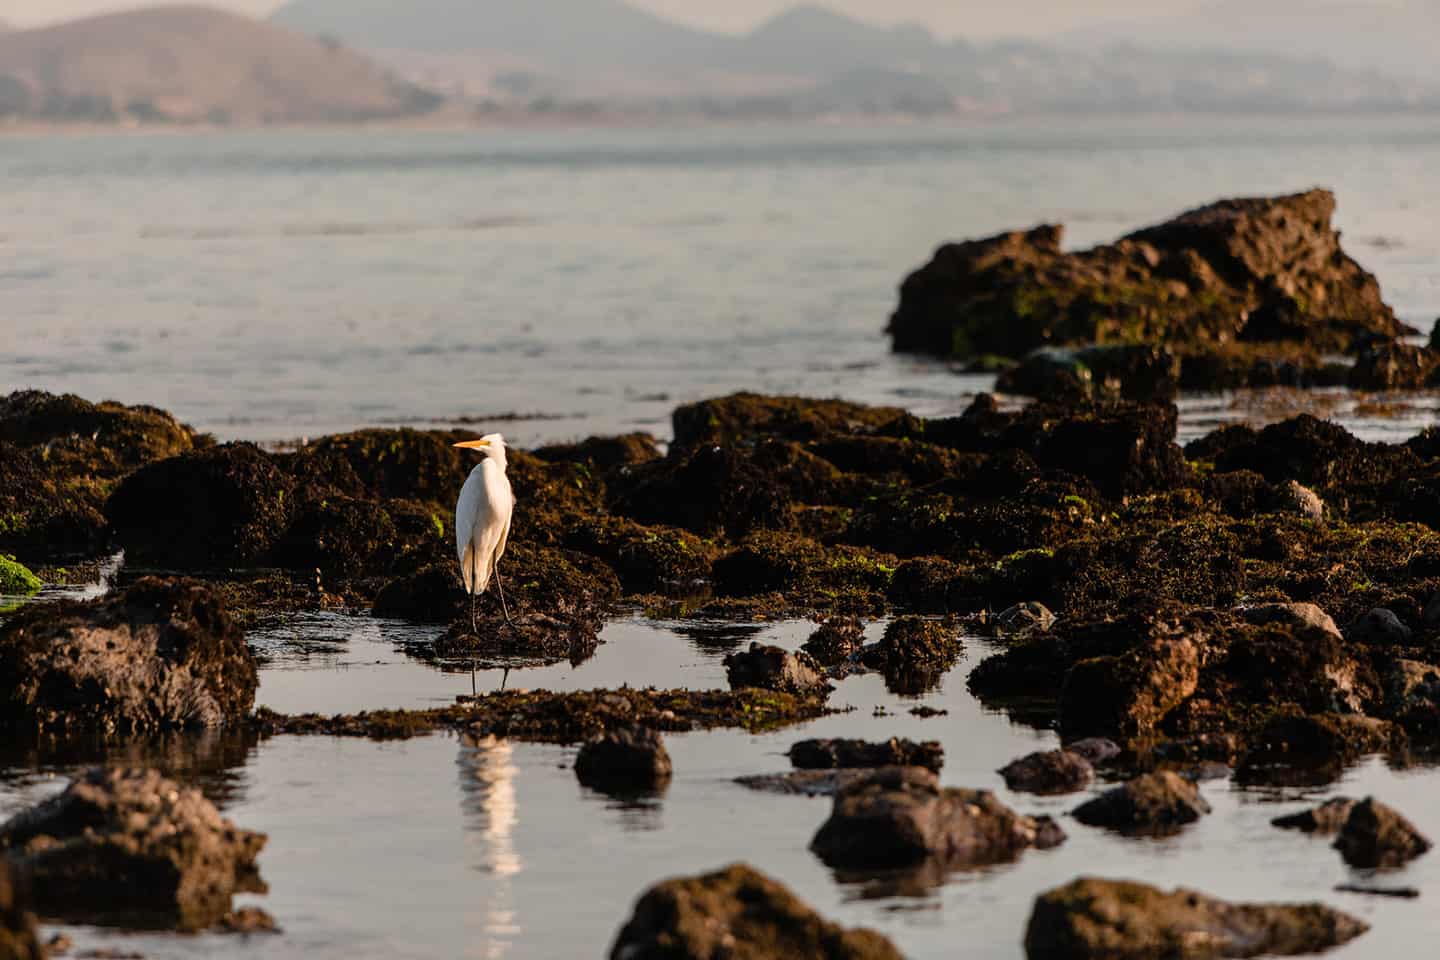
[
  {"left": 5, "top": 115, "right": 1440, "bottom": 446},
  {"left": 3, "top": 612, "right": 1438, "bottom": 958}
]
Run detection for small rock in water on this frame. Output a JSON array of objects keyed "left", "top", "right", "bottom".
[
  {"left": 219, "top": 907, "right": 280, "bottom": 934},
  {"left": 990, "top": 602, "right": 1056, "bottom": 637},
  {"left": 575, "top": 724, "right": 673, "bottom": 795},
  {"left": 723, "top": 643, "right": 830, "bottom": 696},
  {"left": 1335, "top": 883, "right": 1419, "bottom": 899},
  {"left": 1024, "top": 876, "right": 1369, "bottom": 959},
  {"left": 789, "top": 737, "right": 943, "bottom": 773},
  {"left": 733, "top": 770, "right": 860, "bottom": 797},
  {"left": 909, "top": 705, "right": 948, "bottom": 718},
  {"left": 810, "top": 766, "right": 1064, "bottom": 870},
  {"left": 0, "top": 767, "right": 267, "bottom": 931},
  {"left": 608, "top": 862, "right": 903, "bottom": 960},
  {"left": 1334, "top": 797, "right": 1432, "bottom": 868},
  {"left": 1063, "top": 738, "right": 1121, "bottom": 765},
  {"left": 1072, "top": 771, "right": 1210, "bottom": 833},
  {"left": 1273, "top": 798, "right": 1357, "bottom": 834},
  {"left": 800, "top": 616, "right": 866, "bottom": 666},
  {"left": 1346, "top": 608, "right": 1413, "bottom": 646},
  {"left": 998, "top": 750, "right": 1094, "bottom": 795}
]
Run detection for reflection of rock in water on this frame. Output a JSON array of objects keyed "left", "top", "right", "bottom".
[
  {"left": 458, "top": 734, "right": 522, "bottom": 957},
  {"left": 672, "top": 622, "right": 765, "bottom": 654}
]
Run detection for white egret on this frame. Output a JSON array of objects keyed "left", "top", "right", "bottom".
[{"left": 453, "top": 433, "right": 515, "bottom": 639}]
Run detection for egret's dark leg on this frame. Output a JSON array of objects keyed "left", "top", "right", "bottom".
[
  {"left": 495, "top": 563, "right": 513, "bottom": 625},
  {"left": 470, "top": 589, "right": 478, "bottom": 697},
  {"left": 501, "top": 666, "right": 510, "bottom": 691}
]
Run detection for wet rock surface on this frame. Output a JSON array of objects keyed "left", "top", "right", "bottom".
[
  {"left": 0, "top": 767, "right": 266, "bottom": 931},
  {"left": 1024, "top": 877, "right": 1369, "bottom": 959},
  {"left": 999, "top": 750, "right": 1094, "bottom": 795},
  {"left": 609, "top": 862, "right": 903, "bottom": 960},
  {"left": 1334, "top": 797, "right": 1432, "bottom": 868},
  {"left": 0, "top": 577, "right": 257, "bottom": 734},
  {"left": 0, "top": 860, "right": 41, "bottom": 960},
  {"left": 1272, "top": 798, "right": 1357, "bottom": 834},
  {"left": 575, "top": 724, "right": 673, "bottom": 795},
  {"left": 789, "top": 738, "right": 943, "bottom": 773},
  {"left": 1072, "top": 772, "right": 1211, "bottom": 833},
  {"left": 810, "top": 766, "right": 1064, "bottom": 870},
  {"left": 724, "top": 643, "right": 830, "bottom": 696}
]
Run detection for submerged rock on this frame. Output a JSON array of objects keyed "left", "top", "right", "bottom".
[
  {"left": 0, "top": 767, "right": 266, "bottom": 931},
  {"left": 789, "top": 738, "right": 943, "bottom": 773},
  {"left": 999, "top": 750, "right": 1094, "bottom": 795},
  {"left": 0, "top": 860, "right": 41, "bottom": 960},
  {"left": 989, "top": 602, "right": 1056, "bottom": 637},
  {"left": 1024, "top": 876, "right": 1369, "bottom": 959},
  {"left": 997, "top": 345, "right": 1180, "bottom": 403},
  {"left": 733, "top": 770, "right": 862, "bottom": 797},
  {"left": 1272, "top": 798, "right": 1357, "bottom": 834},
  {"left": 1334, "top": 797, "right": 1432, "bottom": 868},
  {"left": 800, "top": 616, "right": 867, "bottom": 666},
  {"left": 0, "top": 578, "right": 257, "bottom": 733},
  {"left": 608, "top": 862, "right": 903, "bottom": 960},
  {"left": 1072, "top": 771, "right": 1210, "bottom": 833},
  {"left": 810, "top": 766, "right": 1063, "bottom": 870},
  {"left": 859, "top": 616, "right": 963, "bottom": 695},
  {"left": 724, "top": 643, "right": 829, "bottom": 696},
  {"left": 1064, "top": 738, "right": 1122, "bottom": 765},
  {"left": 575, "top": 724, "right": 673, "bottom": 795}
]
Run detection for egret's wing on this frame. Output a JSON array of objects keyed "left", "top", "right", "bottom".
[{"left": 456, "top": 468, "right": 492, "bottom": 593}]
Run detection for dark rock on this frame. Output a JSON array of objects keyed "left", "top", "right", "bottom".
[
  {"left": 1349, "top": 341, "right": 1440, "bottom": 391},
  {"left": 533, "top": 432, "right": 661, "bottom": 469},
  {"left": 268, "top": 495, "right": 404, "bottom": 577},
  {"left": 733, "top": 770, "right": 860, "bottom": 797},
  {"left": 1241, "top": 714, "right": 1404, "bottom": 772},
  {"left": 1238, "top": 602, "right": 1342, "bottom": 641},
  {"left": 1272, "top": 798, "right": 1356, "bottom": 834},
  {"left": 610, "top": 443, "right": 795, "bottom": 538},
  {"left": 670, "top": 393, "right": 910, "bottom": 450},
  {"left": 0, "top": 441, "right": 111, "bottom": 557},
  {"left": 296, "top": 428, "right": 467, "bottom": 505},
  {"left": 1072, "top": 771, "right": 1210, "bottom": 833},
  {"left": 218, "top": 906, "right": 280, "bottom": 933},
  {"left": 1216, "top": 622, "right": 1376, "bottom": 717},
  {"left": 810, "top": 766, "right": 1064, "bottom": 869},
  {"left": 1064, "top": 738, "right": 1121, "bottom": 765},
  {"left": 1385, "top": 659, "right": 1440, "bottom": 732},
  {"left": 724, "top": 643, "right": 829, "bottom": 696},
  {"left": 373, "top": 563, "right": 464, "bottom": 623},
  {"left": 711, "top": 531, "right": 895, "bottom": 606},
  {"left": 1024, "top": 876, "right": 1369, "bottom": 959},
  {"left": 890, "top": 189, "right": 1400, "bottom": 361},
  {"left": 1334, "top": 797, "right": 1431, "bottom": 868},
  {"left": 789, "top": 738, "right": 943, "bottom": 773},
  {"left": 1059, "top": 616, "right": 1200, "bottom": 738},
  {"left": 997, "top": 345, "right": 1180, "bottom": 403},
  {"left": 575, "top": 724, "right": 672, "bottom": 795},
  {"left": 999, "top": 750, "right": 1094, "bottom": 795},
  {"left": 0, "top": 859, "right": 41, "bottom": 960},
  {"left": 1424, "top": 593, "right": 1440, "bottom": 626},
  {"left": 1334, "top": 883, "right": 1419, "bottom": 899},
  {"left": 563, "top": 517, "right": 713, "bottom": 594},
  {"left": 1347, "top": 608, "right": 1413, "bottom": 646},
  {"left": 106, "top": 443, "right": 296, "bottom": 568},
  {"left": 800, "top": 617, "right": 866, "bottom": 666},
  {"left": 859, "top": 616, "right": 962, "bottom": 695},
  {"left": 1274, "top": 480, "right": 1325, "bottom": 521},
  {"left": 0, "top": 578, "right": 257, "bottom": 733},
  {"left": 0, "top": 389, "right": 195, "bottom": 478},
  {"left": 0, "top": 767, "right": 266, "bottom": 931},
  {"left": 608, "top": 862, "right": 903, "bottom": 960}
]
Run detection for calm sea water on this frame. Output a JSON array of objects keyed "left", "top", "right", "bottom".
[
  {"left": 4, "top": 115, "right": 1440, "bottom": 445},
  {"left": 5, "top": 118, "right": 1440, "bottom": 957}
]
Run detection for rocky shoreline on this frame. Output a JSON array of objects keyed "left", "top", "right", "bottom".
[{"left": 2, "top": 187, "right": 1439, "bottom": 957}]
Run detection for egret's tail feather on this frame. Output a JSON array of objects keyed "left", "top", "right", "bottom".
[{"left": 461, "top": 543, "right": 493, "bottom": 596}]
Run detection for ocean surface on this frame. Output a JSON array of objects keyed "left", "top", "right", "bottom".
[
  {"left": 5, "top": 117, "right": 1440, "bottom": 958},
  {"left": 4, "top": 114, "right": 1440, "bottom": 446}
]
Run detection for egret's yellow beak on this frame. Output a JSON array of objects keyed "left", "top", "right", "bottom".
[{"left": 453, "top": 439, "right": 491, "bottom": 449}]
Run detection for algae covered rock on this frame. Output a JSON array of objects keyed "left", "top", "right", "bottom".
[
  {"left": 0, "top": 767, "right": 266, "bottom": 931},
  {"left": 1024, "top": 876, "right": 1369, "bottom": 959},
  {"left": 609, "top": 862, "right": 903, "bottom": 960},
  {"left": 999, "top": 750, "right": 1094, "bottom": 795},
  {"left": 1334, "top": 797, "right": 1431, "bottom": 868},
  {"left": 0, "top": 389, "right": 195, "bottom": 477},
  {"left": 0, "top": 859, "right": 41, "bottom": 960},
  {"left": 724, "top": 643, "right": 829, "bottom": 696},
  {"left": 1072, "top": 771, "right": 1210, "bottom": 833},
  {"left": 107, "top": 442, "right": 296, "bottom": 568},
  {"left": 789, "top": 737, "right": 943, "bottom": 773},
  {"left": 0, "top": 556, "right": 40, "bottom": 597},
  {"left": 0, "top": 577, "right": 257, "bottom": 733},
  {"left": 575, "top": 724, "right": 673, "bottom": 796}
]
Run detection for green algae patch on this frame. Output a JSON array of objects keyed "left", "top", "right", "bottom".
[
  {"left": 253, "top": 687, "right": 834, "bottom": 743},
  {"left": 0, "top": 555, "right": 41, "bottom": 596}
]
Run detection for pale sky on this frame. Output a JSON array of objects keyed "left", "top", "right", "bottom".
[{"left": 3, "top": 0, "right": 1194, "bottom": 37}]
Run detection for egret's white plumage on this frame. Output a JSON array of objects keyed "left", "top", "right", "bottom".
[{"left": 453, "top": 433, "right": 514, "bottom": 632}]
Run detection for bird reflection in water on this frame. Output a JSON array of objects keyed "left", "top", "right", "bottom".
[{"left": 458, "top": 733, "right": 522, "bottom": 957}]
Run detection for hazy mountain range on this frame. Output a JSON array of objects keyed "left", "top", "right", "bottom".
[{"left": 0, "top": 0, "right": 1435, "bottom": 126}]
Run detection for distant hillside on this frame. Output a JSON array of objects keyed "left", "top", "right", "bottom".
[
  {"left": 0, "top": 5, "right": 442, "bottom": 124},
  {"left": 270, "top": 0, "right": 1440, "bottom": 116}
]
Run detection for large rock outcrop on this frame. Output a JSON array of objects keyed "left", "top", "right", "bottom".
[
  {"left": 1024, "top": 877, "right": 1368, "bottom": 959},
  {"left": 890, "top": 190, "right": 1401, "bottom": 360},
  {"left": 609, "top": 862, "right": 902, "bottom": 959},
  {"left": 0, "top": 577, "right": 258, "bottom": 733},
  {"left": 0, "top": 767, "right": 267, "bottom": 931}
]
